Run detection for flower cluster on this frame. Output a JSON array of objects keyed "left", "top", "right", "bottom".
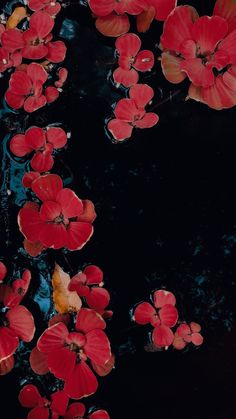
[
  {"left": 133, "top": 289, "right": 203, "bottom": 350},
  {"left": 160, "top": 0, "right": 236, "bottom": 109},
  {"left": 108, "top": 84, "right": 159, "bottom": 141},
  {"left": 0, "top": 263, "right": 35, "bottom": 375},
  {"left": 113, "top": 33, "right": 154, "bottom": 88},
  {"left": 88, "top": 0, "right": 177, "bottom": 37},
  {"left": 0, "top": 5, "right": 67, "bottom": 112},
  {"left": 18, "top": 174, "right": 96, "bottom": 256},
  {"left": 10, "top": 125, "right": 68, "bottom": 173},
  {"left": 19, "top": 384, "right": 110, "bottom": 419}
]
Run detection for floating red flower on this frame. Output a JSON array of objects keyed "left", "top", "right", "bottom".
[
  {"left": 5, "top": 63, "right": 48, "bottom": 112},
  {"left": 28, "top": 0, "right": 61, "bottom": 17},
  {"left": 173, "top": 322, "right": 204, "bottom": 350},
  {"left": 108, "top": 84, "right": 159, "bottom": 141},
  {"left": 55, "top": 67, "right": 68, "bottom": 88},
  {"left": 65, "top": 402, "right": 110, "bottom": 419},
  {"left": 68, "top": 265, "right": 112, "bottom": 316},
  {"left": 0, "top": 262, "right": 7, "bottom": 283},
  {"left": 113, "top": 33, "right": 154, "bottom": 87},
  {"left": 37, "top": 308, "right": 112, "bottom": 399},
  {"left": 18, "top": 174, "right": 96, "bottom": 254},
  {"left": 160, "top": 1, "right": 236, "bottom": 109},
  {"left": 10, "top": 126, "right": 67, "bottom": 172},
  {"left": 134, "top": 290, "right": 178, "bottom": 347},
  {"left": 19, "top": 385, "right": 69, "bottom": 419},
  {"left": 0, "top": 274, "right": 35, "bottom": 371}
]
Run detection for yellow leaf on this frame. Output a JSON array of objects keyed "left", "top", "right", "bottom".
[
  {"left": 6, "top": 7, "right": 27, "bottom": 29},
  {"left": 52, "top": 264, "right": 82, "bottom": 314}
]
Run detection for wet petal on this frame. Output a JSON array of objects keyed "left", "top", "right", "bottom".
[
  {"left": 18, "top": 384, "right": 43, "bottom": 408},
  {"left": 153, "top": 289, "right": 176, "bottom": 308},
  {"left": 107, "top": 119, "right": 133, "bottom": 142},
  {"left": 133, "top": 50, "right": 154, "bottom": 72},
  {"left": 30, "top": 347, "right": 49, "bottom": 375},
  {"left": 75, "top": 308, "right": 106, "bottom": 334},
  {"left": 66, "top": 221, "right": 93, "bottom": 251},
  {"left": 56, "top": 189, "right": 83, "bottom": 218},
  {"left": 29, "top": 11, "right": 54, "bottom": 38},
  {"left": 96, "top": 13, "right": 130, "bottom": 37},
  {"left": 47, "top": 347, "right": 76, "bottom": 379},
  {"left": 133, "top": 302, "right": 156, "bottom": 324},
  {"left": 192, "top": 16, "right": 228, "bottom": 55},
  {"left": 129, "top": 83, "right": 154, "bottom": 108},
  {"left": 0, "top": 327, "right": 19, "bottom": 360},
  {"left": 161, "top": 52, "right": 186, "bottom": 83},
  {"left": 64, "top": 361, "right": 98, "bottom": 400},
  {"left": 32, "top": 174, "right": 63, "bottom": 201},
  {"left": 50, "top": 391, "right": 69, "bottom": 416},
  {"left": 84, "top": 329, "right": 111, "bottom": 365},
  {"left": 46, "top": 127, "right": 67, "bottom": 148},
  {"left": 25, "top": 127, "right": 46, "bottom": 150},
  {"left": 37, "top": 322, "right": 69, "bottom": 352},
  {"left": 10, "top": 134, "right": 32, "bottom": 157},
  {"left": 65, "top": 402, "right": 86, "bottom": 419},
  {"left": 113, "top": 67, "right": 139, "bottom": 87},
  {"left": 159, "top": 304, "right": 178, "bottom": 327},
  {"left": 134, "top": 112, "right": 159, "bottom": 128},
  {"left": 6, "top": 305, "right": 35, "bottom": 342},
  {"left": 115, "top": 33, "right": 141, "bottom": 58},
  {"left": 0, "top": 355, "right": 14, "bottom": 375},
  {"left": 84, "top": 265, "right": 103, "bottom": 285},
  {"left": 152, "top": 325, "right": 174, "bottom": 347},
  {"left": 46, "top": 41, "right": 67, "bottom": 63}
]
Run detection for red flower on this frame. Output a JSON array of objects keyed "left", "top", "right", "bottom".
[
  {"left": 28, "top": 0, "right": 61, "bottom": 16},
  {"left": 0, "top": 355, "right": 14, "bottom": 376},
  {"left": 113, "top": 33, "right": 154, "bottom": 87},
  {"left": 18, "top": 174, "right": 96, "bottom": 253},
  {"left": 107, "top": 84, "right": 159, "bottom": 141},
  {"left": 65, "top": 402, "right": 110, "bottom": 419},
  {"left": 37, "top": 308, "right": 112, "bottom": 399},
  {"left": 160, "top": 2, "right": 236, "bottom": 109},
  {"left": 133, "top": 290, "right": 178, "bottom": 347},
  {"left": 21, "top": 11, "right": 66, "bottom": 62},
  {"left": 0, "top": 279, "right": 35, "bottom": 367},
  {"left": 0, "top": 47, "right": 22, "bottom": 73},
  {"left": 55, "top": 67, "right": 68, "bottom": 88},
  {"left": 0, "top": 262, "right": 7, "bottom": 283},
  {"left": 10, "top": 126, "right": 67, "bottom": 172},
  {"left": 5, "top": 63, "right": 48, "bottom": 113},
  {"left": 1, "top": 28, "right": 24, "bottom": 53},
  {"left": 19, "top": 385, "right": 69, "bottom": 419},
  {"left": 88, "top": 0, "right": 144, "bottom": 37},
  {"left": 173, "top": 322, "right": 204, "bottom": 350},
  {"left": 68, "top": 265, "right": 112, "bottom": 316}
]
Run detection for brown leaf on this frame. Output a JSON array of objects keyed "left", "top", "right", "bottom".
[
  {"left": 52, "top": 264, "right": 82, "bottom": 314},
  {"left": 6, "top": 7, "right": 27, "bottom": 29}
]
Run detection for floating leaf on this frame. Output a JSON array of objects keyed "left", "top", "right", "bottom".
[
  {"left": 6, "top": 7, "right": 27, "bottom": 29},
  {"left": 52, "top": 264, "right": 82, "bottom": 314}
]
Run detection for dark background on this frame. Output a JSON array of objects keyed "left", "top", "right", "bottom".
[{"left": 0, "top": 0, "right": 236, "bottom": 418}]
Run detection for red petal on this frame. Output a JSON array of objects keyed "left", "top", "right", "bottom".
[
  {"left": 69, "top": 274, "right": 89, "bottom": 296},
  {"left": 24, "top": 95, "right": 47, "bottom": 113},
  {"left": 89, "top": 0, "right": 114, "bottom": 17},
  {"left": 64, "top": 361, "right": 98, "bottom": 399},
  {"left": 32, "top": 174, "right": 63, "bottom": 201},
  {"left": 49, "top": 313, "right": 71, "bottom": 327},
  {"left": 134, "top": 112, "right": 159, "bottom": 128},
  {"left": 202, "top": 75, "right": 236, "bottom": 109},
  {"left": 191, "top": 332, "right": 203, "bottom": 346},
  {"left": 46, "top": 41, "right": 67, "bottom": 63},
  {"left": 47, "top": 347, "right": 76, "bottom": 379},
  {"left": 27, "top": 63, "right": 48, "bottom": 85},
  {"left": 172, "top": 333, "right": 187, "bottom": 350},
  {"left": 28, "top": 0, "right": 47, "bottom": 11},
  {"left": 107, "top": 119, "right": 133, "bottom": 141},
  {"left": 115, "top": 0, "right": 144, "bottom": 15},
  {"left": 161, "top": 52, "right": 186, "bottom": 83},
  {"left": 75, "top": 308, "right": 106, "bottom": 334},
  {"left": 28, "top": 407, "right": 49, "bottom": 419},
  {"left": 65, "top": 402, "right": 86, "bottom": 419},
  {"left": 0, "top": 355, "right": 14, "bottom": 375},
  {"left": 91, "top": 353, "right": 115, "bottom": 377},
  {"left": 219, "top": 29, "right": 236, "bottom": 64},
  {"left": 10, "top": 134, "right": 32, "bottom": 157},
  {"left": 84, "top": 265, "right": 103, "bottom": 285},
  {"left": 136, "top": 6, "right": 156, "bottom": 33},
  {"left": 114, "top": 98, "right": 137, "bottom": 121},
  {"left": 18, "top": 384, "right": 42, "bottom": 408},
  {"left": 191, "top": 16, "right": 228, "bottom": 55},
  {"left": 190, "top": 322, "right": 201, "bottom": 333},
  {"left": 133, "top": 302, "right": 156, "bottom": 325},
  {"left": 152, "top": 325, "right": 174, "bottom": 347},
  {"left": 55, "top": 67, "right": 68, "bottom": 87},
  {"left": 8, "top": 70, "right": 32, "bottom": 96},
  {"left": 84, "top": 329, "right": 111, "bottom": 365},
  {"left": 1, "top": 28, "right": 24, "bottom": 52},
  {"left": 149, "top": 0, "right": 177, "bottom": 21},
  {"left": 161, "top": 5, "right": 199, "bottom": 51},
  {"left": 176, "top": 324, "right": 191, "bottom": 341},
  {"left": 223, "top": 65, "right": 236, "bottom": 89},
  {"left": 153, "top": 290, "right": 176, "bottom": 307},
  {"left": 30, "top": 347, "right": 49, "bottom": 375},
  {"left": 40, "top": 201, "right": 61, "bottom": 221},
  {"left": 45, "top": 86, "right": 60, "bottom": 103},
  {"left": 56, "top": 189, "right": 83, "bottom": 218},
  {"left": 30, "top": 150, "right": 54, "bottom": 172},
  {"left": 129, "top": 83, "right": 154, "bottom": 108},
  {"left": 79, "top": 200, "right": 97, "bottom": 223},
  {"left": 89, "top": 411, "right": 110, "bottom": 419},
  {"left": 44, "top": 2, "right": 61, "bottom": 16},
  {"left": 86, "top": 288, "right": 110, "bottom": 310},
  {"left": 6, "top": 305, "right": 35, "bottom": 342},
  {"left": 25, "top": 127, "right": 46, "bottom": 150},
  {"left": 113, "top": 67, "right": 139, "bottom": 87},
  {"left": 96, "top": 13, "right": 130, "bottom": 37},
  {"left": 66, "top": 221, "right": 93, "bottom": 250},
  {"left": 5, "top": 91, "right": 25, "bottom": 110},
  {"left": 0, "top": 262, "right": 7, "bottom": 282},
  {"left": 29, "top": 11, "right": 54, "bottom": 38},
  {"left": 18, "top": 206, "right": 43, "bottom": 242},
  {"left": 22, "top": 43, "right": 48, "bottom": 60},
  {"left": 39, "top": 223, "right": 68, "bottom": 249},
  {"left": 46, "top": 127, "right": 67, "bottom": 148},
  {"left": 50, "top": 391, "right": 69, "bottom": 416},
  {"left": 214, "top": 0, "right": 236, "bottom": 22},
  {"left": 0, "top": 327, "right": 19, "bottom": 360},
  {"left": 37, "top": 322, "right": 68, "bottom": 352},
  {"left": 22, "top": 172, "right": 40, "bottom": 188},
  {"left": 24, "top": 239, "right": 44, "bottom": 257},
  {"left": 133, "top": 50, "right": 154, "bottom": 72},
  {"left": 159, "top": 304, "right": 178, "bottom": 327},
  {"left": 115, "top": 33, "right": 141, "bottom": 58}
]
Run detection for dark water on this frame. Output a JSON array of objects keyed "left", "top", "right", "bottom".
[{"left": 0, "top": 0, "right": 236, "bottom": 418}]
